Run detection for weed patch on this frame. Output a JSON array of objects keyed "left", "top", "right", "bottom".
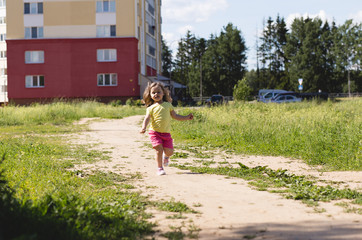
[
  {"left": 155, "top": 198, "right": 197, "bottom": 213},
  {"left": 172, "top": 162, "right": 362, "bottom": 206}
]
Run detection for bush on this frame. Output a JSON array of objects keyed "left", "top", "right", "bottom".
[
  {"left": 126, "top": 98, "right": 143, "bottom": 107},
  {"left": 125, "top": 98, "right": 134, "bottom": 106},
  {"left": 233, "top": 78, "right": 252, "bottom": 101},
  {"left": 110, "top": 100, "right": 122, "bottom": 106}
]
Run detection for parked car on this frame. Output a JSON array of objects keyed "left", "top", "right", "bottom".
[
  {"left": 258, "top": 89, "right": 289, "bottom": 102},
  {"left": 205, "top": 95, "right": 224, "bottom": 106},
  {"left": 270, "top": 94, "right": 302, "bottom": 103}
]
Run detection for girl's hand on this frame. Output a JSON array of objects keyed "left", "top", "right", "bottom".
[{"left": 140, "top": 129, "right": 146, "bottom": 134}]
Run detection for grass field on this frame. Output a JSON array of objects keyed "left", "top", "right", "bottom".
[
  {"left": 173, "top": 98, "right": 361, "bottom": 171},
  {"left": 0, "top": 99, "right": 361, "bottom": 239},
  {"left": 0, "top": 101, "right": 152, "bottom": 239}
]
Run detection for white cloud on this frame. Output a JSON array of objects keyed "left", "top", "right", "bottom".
[
  {"left": 286, "top": 10, "right": 332, "bottom": 28},
  {"left": 163, "top": 25, "right": 195, "bottom": 56},
  {"left": 162, "top": 25, "right": 194, "bottom": 45},
  {"left": 349, "top": 10, "right": 362, "bottom": 23},
  {"left": 177, "top": 25, "right": 194, "bottom": 35},
  {"left": 162, "top": 0, "right": 228, "bottom": 23},
  {"left": 162, "top": 32, "right": 176, "bottom": 44}
]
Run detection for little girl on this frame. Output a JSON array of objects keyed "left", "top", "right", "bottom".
[{"left": 140, "top": 82, "right": 193, "bottom": 175}]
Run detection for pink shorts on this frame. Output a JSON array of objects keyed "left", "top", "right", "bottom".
[{"left": 149, "top": 130, "right": 174, "bottom": 149}]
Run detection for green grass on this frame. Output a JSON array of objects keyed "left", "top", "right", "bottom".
[
  {"left": 0, "top": 101, "right": 208, "bottom": 239},
  {"left": 0, "top": 101, "right": 150, "bottom": 239},
  {"left": 0, "top": 100, "right": 145, "bottom": 126},
  {"left": 172, "top": 99, "right": 362, "bottom": 171},
  {"left": 1, "top": 99, "right": 361, "bottom": 238},
  {"left": 0, "top": 132, "right": 153, "bottom": 240},
  {"left": 171, "top": 162, "right": 362, "bottom": 206},
  {"left": 155, "top": 198, "right": 197, "bottom": 213}
]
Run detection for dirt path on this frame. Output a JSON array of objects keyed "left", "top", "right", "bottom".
[{"left": 74, "top": 116, "right": 362, "bottom": 240}]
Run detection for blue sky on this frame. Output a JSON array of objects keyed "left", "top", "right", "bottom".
[{"left": 161, "top": 0, "right": 362, "bottom": 70}]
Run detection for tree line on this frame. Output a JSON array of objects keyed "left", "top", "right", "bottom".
[{"left": 162, "top": 16, "right": 362, "bottom": 98}]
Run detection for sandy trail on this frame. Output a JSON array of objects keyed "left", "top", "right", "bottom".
[{"left": 74, "top": 116, "right": 362, "bottom": 240}]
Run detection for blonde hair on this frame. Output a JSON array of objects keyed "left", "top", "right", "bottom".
[{"left": 142, "top": 82, "right": 172, "bottom": 107}]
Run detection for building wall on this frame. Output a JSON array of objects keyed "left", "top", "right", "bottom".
[
  {"left": 0, "top": 2, "right": 6, "bottom": 103},
  {"left": 7, "top": 0, "right": 137, "bottom": 39},
  {"left": 6, "top": 0, "right": 161, "bottom": 104},
  {"left": 7, "top": 38, "right": 140, "bottom": 103}
]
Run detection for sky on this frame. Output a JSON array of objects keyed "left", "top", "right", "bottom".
[{"left": 161, "top": 0, "right": 362, "bottom": 70}]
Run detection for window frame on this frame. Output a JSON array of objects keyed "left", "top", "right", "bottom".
[
  {"left": 96, "top": 0, "right": 116, "bottom": 13},
  {"left": 0, "top": 51, "right": 6, "bottom": 58},
  {"left": 25, "top": 50, "right": 44, "bottom": 64},
  {"left": 0, "top": 17, "right": 6, "bottom": 24},
  {"left": 24, "top": 2, "right": 43, "bottom": 14},
  {"left": 97, "top": 49, "right": 117, "bottom": 62},
  {"left": 148, "top": 45, "right": 155, "bottom": 56},
  {"left": 96, "top": 25, "right": 116, "bottom": 37},
  {"left": 25, "top": 75, "right": 45, "bottom": 88},
  {"left": 97, "top": 73, "right": 117, "bottom": 86},
  {"left": 0, "top": 0, "right": 6, "bottom": 7},
  {"left": 147, "top": 3, "right": 155, "bottom": 16},
  {"left": 25, "top": 27, "right": 44, "bottom": 39}
]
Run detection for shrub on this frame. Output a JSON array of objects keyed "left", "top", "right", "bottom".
[{"left": 233, "top": 78, "right": 252, "bottom": 101}]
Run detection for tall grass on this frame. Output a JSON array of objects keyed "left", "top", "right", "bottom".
[
  {"left": 172, "top": 99, "right": 362, "bottom": 171},
  {"left": 0, "top": 100, "right": 145, "bottom": 126},
  {"left": 0, "top": 134, "right": 153, "bottom": 239},
  {"left": 0, "top": 101, "right": 152, "bottom": 239}
]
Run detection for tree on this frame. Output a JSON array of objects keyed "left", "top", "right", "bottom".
[
  {"left": 257, "top": 15, "right": 289, "bottom": 89},
  {"left": 187, "top": 37, "right": 207, "bottom": 97},
  {"left": 202, "top": 34, "right": 221, "bottom": 95},
  {"left": 172, "top": 31, "right": 207, "bottom": 97},
  {"left": 161, "top": 36, "right": 173, "bottom": 78},
  {"left": 233, "top": 78, "right": 252, "bottom": 101},
  {"left": 173, "top": 31, "right": 196, "bottom": 87},
  {"left": 331, "top": 20, "right": 362, "bottom": 92},
  {"left": 203, "top": 23, "right": 247, "bottom": 96},
  {"left": 284, "top": 17, "right": 329, "bottom": 92}
]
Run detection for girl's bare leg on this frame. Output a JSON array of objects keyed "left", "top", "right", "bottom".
[
  {"left": 163, "top": 148, "right": 174, "bottom": 158},
  {"left": 154, "top": 145, "right": 164, "bottom": 168}
]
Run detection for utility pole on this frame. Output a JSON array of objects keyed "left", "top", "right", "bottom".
[
  {"left": 348, "top": 69, "right": 351, "bottom": 98},
  {"left": 199, "top": 58, "right": 202, "bottom": 101}
]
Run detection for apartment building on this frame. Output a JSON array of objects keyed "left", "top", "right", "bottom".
[
  {"left": 0, "top": 0, "right": 6, "bottom": 104},
  {"left": 6, "top": 0, "right": 161, "bottom": 104}
]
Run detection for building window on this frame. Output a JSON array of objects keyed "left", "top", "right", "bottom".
[
  {"left": 96, "top": 0, "right": 115, "bottom": 13},
  {"left": 147, "top": 3, "right": 155, "bottom": 16},
  {"left": 148, "top": 24, "right": 155, "bottom": 36},
  {"left": 0, "top": 17, "right": 6, "bottom": 24},
  {"left": 0, "top": 0, "right": 5, "bottom": 7},
  {"left": 97, "top": 49, "right": 117, "bottom": 62},
  {"left": 148, "top": 45, "right": 155, "bottom": 56},
  {"left": 1, "top": 85, "right": 7, "bottom": 93},
  {"left": 0, "top": 34, "right": 5, "bottom": 42},
  {"left": 25, "top": 27, "right": 43, "bottom": 39},
  {"left": 1, "top": 68, "right": 7, "bottom": 75},
  {"left": 24, "top": 2, "right": 43, "bottom": 14},
  {"left": 26, "top": 75, "right": 44, "bottom": 88},
  {"left": 97, "top": 73, "right": 117, "bottom": 86},
  {"left": 147, "top": 55, "right": 156, "bottom": 69},
  {"left": 96, "top": 25, "right": 116, "bottom": 37},
  {"left": 0, "top": 51, "right": 6, "bottom": 58},
  {"left": 25, "top": 51, "right": 44, "bottom": 64}
]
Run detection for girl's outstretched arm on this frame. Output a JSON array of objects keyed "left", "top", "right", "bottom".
[
  {"left": 170, "top": 110, "right": 193, "bottom": 121},
  {"left": 140, "top": 113, "right": 151, "bottom": 134}
]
